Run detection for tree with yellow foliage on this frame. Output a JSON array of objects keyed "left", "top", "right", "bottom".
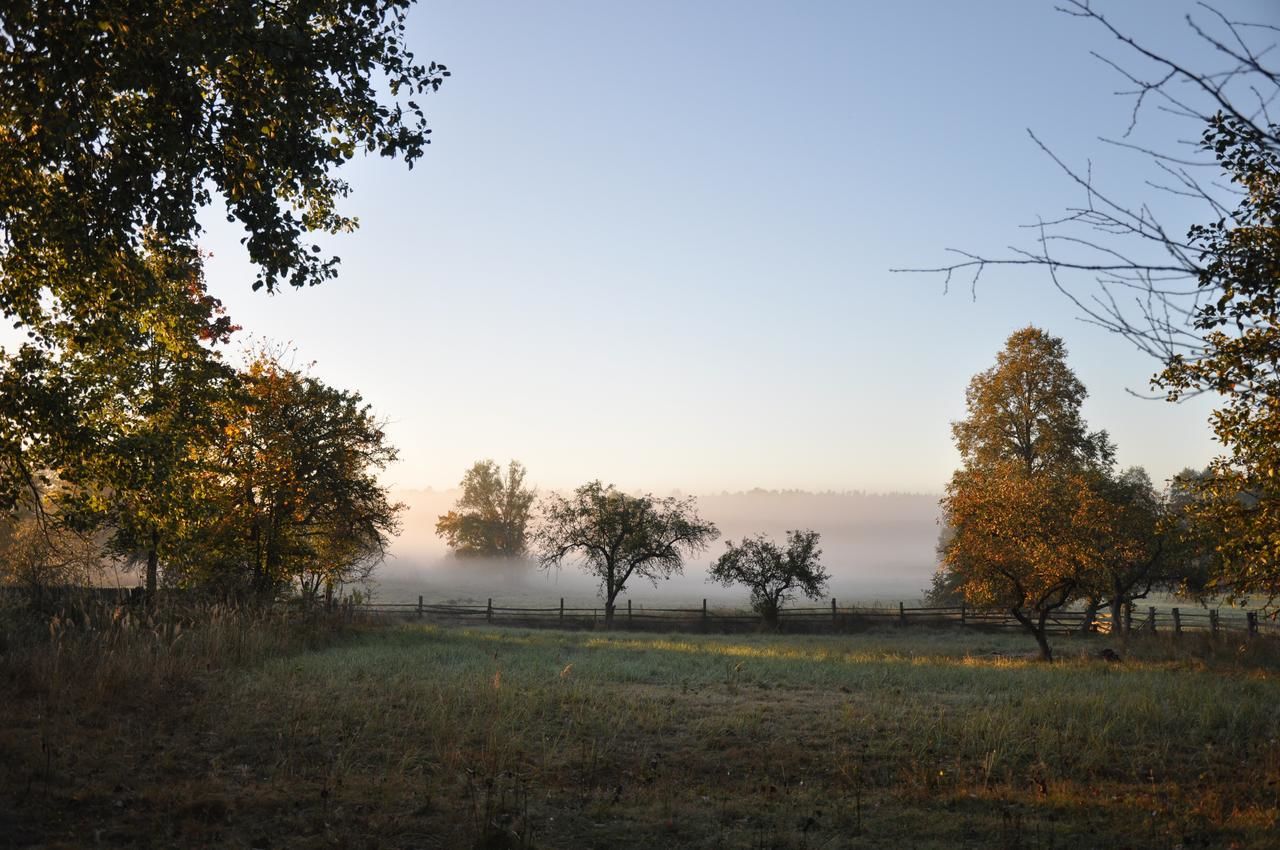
[{"left": 940, "top": 327, "right": 1116, "bottom": 660}]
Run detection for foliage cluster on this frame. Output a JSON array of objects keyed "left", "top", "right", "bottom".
[{"left": 0, "top": 246, "right": 401, "bottom": 603}]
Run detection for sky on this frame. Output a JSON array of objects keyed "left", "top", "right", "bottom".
[{"left": 34, "top": 0, "right": 1280, "bottom": 495}]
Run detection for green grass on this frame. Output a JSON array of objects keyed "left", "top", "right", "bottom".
[{"left": 5, "top": 617, "right": 1280, "bottom": 848}]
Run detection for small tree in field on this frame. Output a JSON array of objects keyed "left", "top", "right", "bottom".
[
  {"left": 709, "top": 530, "right": 828, "bottom": 628},
  {"left": 534, "top": 481, "right": 718, "bottom": 627}
]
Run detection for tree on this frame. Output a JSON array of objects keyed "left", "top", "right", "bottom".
[
  {"left": 708, "top": 529, "right": 828, "bottom": 628},
  {"left": 899, "top": 2, "right": 1277, "bottom": 372},
  {"left": 952, "top": 327, "right": 1113, "bottom": 475},
  {"left": 1085, "top": 467, "right": 1174, "bottom": 636},
  {"left": 0, "top": 1, "right": 448, "bottom": 543},
  {"left": 1157, "top": 116, "right": 1280, "bottom": 608},
  {"left": 435, "top": 460, "right": 536, "bottom": 558},
  {"left": 0, "top": 479, "right": 100, "bottom": 608},
  {"left": 943, "top": 463, "right": 1114, "bottom": 661},
  {"left": 939, "top": 327, "right": 1114, "bottom": 660},
  {"left": 54, "top": 240, "right": 238, "bottom": 598},
  {"left": 188, "top": 350, "right": 403, "bottom": 600},
  {"left": 901, "top": 5, "right": 1280, "bottom": 611},
  {"left": 534, "top": 482, "right": 719, "bottom": 627},
  {"left": 0, "top": 0, "right": 449, "bottom": 333}
]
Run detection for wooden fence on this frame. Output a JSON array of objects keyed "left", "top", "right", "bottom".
[{"left": 359, "top": 597, "right": 1278, "bottom": 638}]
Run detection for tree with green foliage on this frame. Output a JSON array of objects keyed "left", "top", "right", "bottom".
[
  {"left": 535, "top": 482, "right": 718, "bottom": 628},
  {"left": 54, "top": 241, "right": 238, "bottom": 598},
  {"left": 708, "top": 529, "right": 828, "bottom": 628},
  {"left": 435, "top": 460, "right": 536, "bottom": 558},
  {"left": 1158, "top": 116, "right": 1280, "bottom": 609},
  {"left": 0, "top": 1, "right": 448, "bottom": 526},
  {"left": 0, "top": 0, "right": 449, "bottom": 326}
]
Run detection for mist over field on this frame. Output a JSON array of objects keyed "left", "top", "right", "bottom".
[{"left": 377, "top": 487, "right": 943, "bottom": 607}]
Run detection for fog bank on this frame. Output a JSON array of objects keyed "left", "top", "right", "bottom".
[{"left": 376, "top": 488, "right": 942, "bottom": 607}]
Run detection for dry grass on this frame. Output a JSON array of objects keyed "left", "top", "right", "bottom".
[{"left": 3, "top": 612, "right": 1279, "bottom": 848}]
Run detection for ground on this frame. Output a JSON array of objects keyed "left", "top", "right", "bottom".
[{"left": 3, "top": 621, "right": 1279, "bottom": 849}]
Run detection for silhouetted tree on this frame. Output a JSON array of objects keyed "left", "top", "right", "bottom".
[
  {"left": 708, "top": 530, "right": 828, "bottom": 628},
  {"left": 534, "top": 482, "right": 718, "bottom": 628}
]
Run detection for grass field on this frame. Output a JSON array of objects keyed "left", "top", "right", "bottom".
[{"left": 5, "top": 617, "right": 1280, "bottom": 849}]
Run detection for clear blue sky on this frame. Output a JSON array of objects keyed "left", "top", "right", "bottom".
[{"left": 165, "top": 2, "right": 1278, "bottom": 491}]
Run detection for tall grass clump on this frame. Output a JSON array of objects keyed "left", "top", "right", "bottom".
[{"left": 0, "top": 593, "right": 344, "bottom": 707}]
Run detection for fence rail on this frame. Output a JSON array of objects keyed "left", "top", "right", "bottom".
[
  {"left": 6, "top": 586, "right": 1272, "bottom": 639},
  {"left": 359, "top": 596, "right": 1278, "bottom": 638}
]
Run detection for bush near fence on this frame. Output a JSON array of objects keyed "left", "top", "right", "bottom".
[{"left": 360, "top": 597, "right": 1276, "bottom": 638}]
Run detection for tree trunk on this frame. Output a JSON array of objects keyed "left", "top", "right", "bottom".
[
  {"left": 1110, "top": 597, "right": 1125, "bottom": 638},
  {"left": 145, "top": 528, "right": 160, "bottom": 602},
  {"left": 1078, "top": 599, "right": 1099, "bottom": 634},
  {"left": 762, "top": 603, "right": 780, "bottom": 631},
  {"left": 1035, "top": 610, "right": 1053, "bottom": 662},
  {"left": 604, "top": 601, "right": 616, "bottom": 630},
  {"left": 1011, "top": 607, "right": 1054, "bottom": 662}
]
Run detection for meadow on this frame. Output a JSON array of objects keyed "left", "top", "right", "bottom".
[{"left": 4, "top": 612, "right": 1280, "bottom": 849}]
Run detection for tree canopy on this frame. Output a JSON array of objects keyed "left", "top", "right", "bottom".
[
  {"left": 190, "top": 350, "right": 403, "bottom": 599},
  {"left": 435, "top": 460, "right": 536, "bottom": 558},
  {"left": 952, "top": 326, "right": 1112, "bottom": 475},
  {"left": 708, "top": 529, "right": 828, "bottom": 627},
  {"left": 1159, "top": 116, "right": 1280, "bottom": 608},
  {"left": 0, "top": 0, "right": 449, "bottom": 340},
  {"left": 534, "top": 482, "right": 718, "bottom": 626}
]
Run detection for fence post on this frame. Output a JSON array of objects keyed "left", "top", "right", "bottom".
[
  {"left": 628, "top": 598, "right": 632, "bottom": 626},
  {"left": 960, "top": 602, "right": 966, "bottom": 626},
  {"left": 702, "top": 598, "right": 708, "bottom": 633},
  {"left": 1148, "top": 606, "right": 1158, "bottom": 634},
  {"left": 559, "top": 597, "right": 564, "bottom": 627},
  {"left": 1248, "top": 611, "right": 1259, "bottom": 638},
  {"left": 418, "top": 595, "right": 423, "bottom": 619},
  {"left": 832, "top": 598, "right": 837, "bottom": 627},
  {"left": 899, "top": 601, "right": 906, "bottom": 627},
  {"left": 1171, "top": 607, "right": 1181, "bottom": 636},
  {"left": 1210, "top": 609, "right": 1219, "bottom": 637},
  {"left": 487, "top": 598, "right": 493, "bottom": 624}
]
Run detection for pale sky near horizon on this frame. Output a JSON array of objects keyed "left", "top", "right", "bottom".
[{"left": 17, "top": 1, "right": 1278, "bottom": 494}]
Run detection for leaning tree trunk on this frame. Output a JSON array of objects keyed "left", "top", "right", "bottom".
[{"left": 1011, "top": 607, "right": 1054, "bottom": 662}]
